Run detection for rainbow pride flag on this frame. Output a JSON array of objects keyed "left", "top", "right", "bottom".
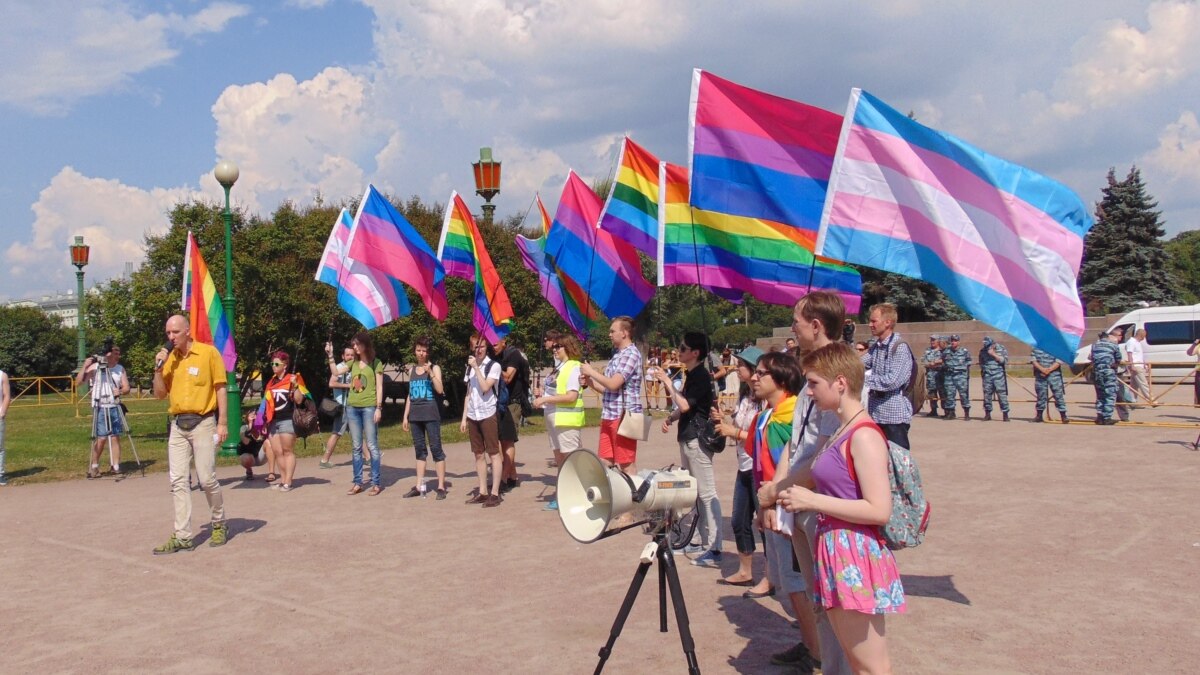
[
  {"left": 181, "top": 231, "right": 237, "bottom": 371},
  {"left": 437, "top": 191, "right": 514, "bottom": 343},
  {"left": 545, "top": 171, "right": 653, "bottom": 320},
  {"left": 598, "top": 136, "right": 660, "bottom": 256},
  {"left": 817, "top": 89, "right": 1092, "bottom": 360},
  {"left": 515, "top": 194, "right": 600, "bottom": 340},
  {"left": 659, "top": 161, "right": 862, "bottom": 313}
]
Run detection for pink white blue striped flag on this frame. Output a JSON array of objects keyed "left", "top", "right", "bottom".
[
  {"left": 315, "top": 208, "right": 412, "bottom": 329},
  {"left": 815, "top": 89, "right": 1093, "bottom": 361}
]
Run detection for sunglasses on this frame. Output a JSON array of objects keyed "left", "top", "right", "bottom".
[
  {"left": 551, "top": 344, "right": 563, "bottom": 350},
  {"left": 752, "top": 369, "right": 771, "bottom": 378},
  {"left": 271, "top": 361, "right": 285, "bottom": 366}
]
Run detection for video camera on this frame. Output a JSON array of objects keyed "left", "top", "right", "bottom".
[{"left": 91, "top": 336, "right": 116, "bottom": 362}]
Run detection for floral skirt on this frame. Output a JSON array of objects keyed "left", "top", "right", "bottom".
[{"left": 813, "top": 520, "right": 906, "bottom": 615}]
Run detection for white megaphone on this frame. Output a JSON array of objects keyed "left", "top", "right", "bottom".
[{"left": 556, "top": 449, "right": 698, "bottom": 543}]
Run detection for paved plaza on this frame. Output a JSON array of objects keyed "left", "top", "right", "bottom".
[{"left": 2, "top": 377, "right": 1198, "bottom": 673}]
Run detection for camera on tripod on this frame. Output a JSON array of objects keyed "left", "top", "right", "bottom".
[{"left": 91, "top": 336, "right": 115, "bottom": 362}]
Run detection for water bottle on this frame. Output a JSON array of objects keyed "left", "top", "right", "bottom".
[{"left": 418, "top": 481, "right": 427, "bottom": 499}]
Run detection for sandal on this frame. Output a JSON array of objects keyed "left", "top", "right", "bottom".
[
  {"left": 347, "top": 484, "right": 364, "bottom": 495},
  {"left": 367, "top": 485, "right": 383, "bottom": 496},
  {"left": 266, "top": 473, "right": 277, "bottom": 483}
]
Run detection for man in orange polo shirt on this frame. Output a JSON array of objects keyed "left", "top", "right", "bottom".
[{"left": 151, "top": 314, "right": 228, "bottom": 554}]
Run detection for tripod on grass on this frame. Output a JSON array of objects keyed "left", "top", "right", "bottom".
[{"left": 85, "top": 353, "right": 144, "bottom": 479}]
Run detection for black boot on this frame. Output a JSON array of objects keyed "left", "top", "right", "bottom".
[
  {"left": 1033, "top": 411, "right": 1044, "bottom": 423},
  {"left": 963, "top": 409, "right": 971, "bottom": 420},
  {"left": 983, "top": 412, "right": 992, "bottom": 421},
  {"left": 1060, "top": 411, "right": 1069, "bottom": 423},
  {"left": 925, "top": 406, "right": 940, "bottom": 418},
  {"left": 944, "top": 410, "right": 956, "bottom": 419},
  {"left": 1095, "top": 415, "right": 1105, "bottom": 425},
  {"left": 1002, "top": 412, "right": 1010, "bottom": 422}
]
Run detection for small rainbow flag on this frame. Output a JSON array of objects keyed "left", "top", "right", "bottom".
[
  {"left": 658, "top": 162, "right": 862, "bottom": 313},
  {"left": 437, "top": 191, "right": 514, "bottom": 343},
  {"left": 598, "top": 136, "right": 661, "bottom": 256},
  {"left": 181, "top": 231, "right": 237, "bottom": 371}
]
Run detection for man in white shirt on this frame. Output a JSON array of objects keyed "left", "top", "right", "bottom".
[
  {"left": 1125, "top": 329, "right": 1150, "bottom": 403},
  {"left": 75, "top": 345, "right": 131, "bottom": 478}
]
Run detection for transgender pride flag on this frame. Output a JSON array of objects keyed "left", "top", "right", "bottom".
[
  {"left": 315, "top": 208, "right": 412, "bottom": 329},
  {"left": 816, "top": 89, "right": 1093, "bottom": 361}
]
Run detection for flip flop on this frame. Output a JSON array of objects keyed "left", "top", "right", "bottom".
[
  {"left": 743, "top": 588, "right": 776, "bottom": 599},
  {"left": 717, "top": 578, "right": 755, "bottom": 587}
]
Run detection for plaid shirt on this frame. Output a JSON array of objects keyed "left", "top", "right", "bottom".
[
  {"left": 601, "top": 344, "right": 643, "bottom": 420},
  {"left": 864, "top": 332, "right": 914, "bottom": 425}
]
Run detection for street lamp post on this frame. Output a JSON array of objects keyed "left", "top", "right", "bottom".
[
  {"left": 214, "top": 160, "right": 240, "bottom": 457},
  {"left": 69, "top": 236, "right": 90, "bottom": 369},
  {"left": 472, "top": 147, "right": 502, "bottom": 224}
]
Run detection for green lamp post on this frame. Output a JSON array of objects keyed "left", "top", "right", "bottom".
[
  {"left": 214, "top": 160, "right": 240, "bottom": 457},
  {"left": 69, "top": 235, "right": 90, "bottom": 369}
]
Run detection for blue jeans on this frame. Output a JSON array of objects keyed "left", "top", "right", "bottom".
[
  {"left": 346, "top": 406, "right": 381, "bottom": 486},
  {"left": 731, "top": 468, "right": 757, "bottom": 555}
]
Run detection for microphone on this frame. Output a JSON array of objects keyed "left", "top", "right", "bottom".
[{"left": 156, "top": 339, "right": 175, "bottom": 370}]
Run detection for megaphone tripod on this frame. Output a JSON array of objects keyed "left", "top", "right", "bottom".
[{"left": 593, "top": 527, "right": 700, "bottom": 675}]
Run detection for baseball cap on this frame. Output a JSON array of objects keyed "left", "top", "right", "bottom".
[{"left": 735, "top": 346, "right": 765, "bottom": 368}]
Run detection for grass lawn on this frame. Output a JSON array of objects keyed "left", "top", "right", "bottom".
[{"left": 1, "top": 397, "right": 603, "bottom": 486}]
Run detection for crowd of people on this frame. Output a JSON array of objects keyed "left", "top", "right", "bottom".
[{"left": 48, "top": 294, "right": 1182, "bottom": 673}]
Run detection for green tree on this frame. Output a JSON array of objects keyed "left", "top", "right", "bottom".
[
  {"left": 0, "top": 306, "right": 75, "bottom": 378},
  {"left": 1164, "top": 229, "right": 1200, "bottom": 304},
  {"left": 1078, "top": 166, "right": 1178, "bottom": 312},
  {"left": 856, "top": 268, "right": 969, "bottom": 323}
]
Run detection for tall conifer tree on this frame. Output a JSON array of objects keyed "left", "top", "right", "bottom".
[{"left": 1078, "top": 166, "right": 1177, "bottom": 313}]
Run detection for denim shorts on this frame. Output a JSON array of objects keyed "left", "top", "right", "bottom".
[
  {"left": 92, "top": 406, "right": 124, "bottom": 438},
  {"left": 269, "top": 418, "right": 296, "bottom": 436}
]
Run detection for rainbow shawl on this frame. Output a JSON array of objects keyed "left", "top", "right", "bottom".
[{"left": 752, "top": 395, "right": 796, "bottom": 486}]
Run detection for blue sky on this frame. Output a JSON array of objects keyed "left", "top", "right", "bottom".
[{"left": 3, "top": 0, "right": 1198, "bottom": 303}]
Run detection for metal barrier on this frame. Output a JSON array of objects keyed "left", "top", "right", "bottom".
[{"left": 7, "top": 376, "right": 76, "bottom": 408}]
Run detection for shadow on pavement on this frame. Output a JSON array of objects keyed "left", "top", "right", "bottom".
[{"left": 901, "top": 574, "right": 971, "bottom": 605}]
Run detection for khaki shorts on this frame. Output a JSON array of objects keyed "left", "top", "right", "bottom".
[{"left": 466, "top": 415, "right": 500, "bottom": 455}]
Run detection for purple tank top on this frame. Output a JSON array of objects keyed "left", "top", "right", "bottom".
[{"left": 811, "top": 422, "right": 882, "bottom": 500}]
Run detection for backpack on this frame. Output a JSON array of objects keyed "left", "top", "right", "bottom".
[
  {"left": 846, "top": 426, "right": 931, "bottom": 550},
  {"left": 889, "top": 338, "right": 926, "bottom": 412}
]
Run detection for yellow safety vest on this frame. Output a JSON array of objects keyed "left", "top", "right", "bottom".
[{"left": 554, "top": 359, "right": 585, "bottom": 428}]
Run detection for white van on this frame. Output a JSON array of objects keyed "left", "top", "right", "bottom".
[{"left": 1072, "top": 304, "right": 1200, "bottom": 381}]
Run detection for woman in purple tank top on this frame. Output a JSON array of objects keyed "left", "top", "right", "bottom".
[{"left": 779, "top": 342, "right": 905, "bottom": 674}]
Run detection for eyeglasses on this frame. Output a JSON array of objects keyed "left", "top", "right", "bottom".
[
  {"left": 678, "top": 345, "right": 690, "bottom": 352},
  {"left": 752, "top": 369, "right": 771, "bottom": 378},
  {"left": 271, "top": 361, "right": 285, "bottom": 366}
]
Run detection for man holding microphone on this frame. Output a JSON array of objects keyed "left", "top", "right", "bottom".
[{"left": 151, "top": 315, "right": 228, "bottom": 554}]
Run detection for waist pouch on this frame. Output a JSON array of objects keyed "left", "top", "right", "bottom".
[{"left": 174, "top": 413, "right": 212, "bottom": 431}]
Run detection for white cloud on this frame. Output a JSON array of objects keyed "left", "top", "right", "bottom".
[
  {"left": 1142, "top": 111, "right": 1200, "bottom": 183},
  {"left": 0, "top": 0, "right": 249, "bottom": 114},
  {"left": 1050, "top": 0, "right": 1200, "bottom": 118},
  {"left": 4, "top": 168, "right": 200, "bottom": 293},
  {"left": 208, "top": 67, "right": 395, "bottom": 213}
]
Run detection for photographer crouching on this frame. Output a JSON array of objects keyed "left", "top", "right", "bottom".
[{"left": 75, "top": 338, "right": 130, "bottom": 478}]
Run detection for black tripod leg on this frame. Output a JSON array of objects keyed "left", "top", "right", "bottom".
[
  {"left": 658, "top": 553, "right": 668, "bottom": 632},
  {"left": 659, "top": 541, "right": 702, "bottom": 675},
  {"left": 595, "top": 560, "right": 653, "bottom": 675}
]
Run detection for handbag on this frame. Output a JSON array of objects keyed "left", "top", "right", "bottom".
[
  {"left": 318, "top": 396, "right": 343, "bottom": 418},
  {"left": 616, "top": 378, "right": 652, "bottom": 441},
  {"left": 292, "top": 397, "right": 320, "bottom": 438},
  {"left": 695, "top": 415, "right": 726, "bottom": 454}
]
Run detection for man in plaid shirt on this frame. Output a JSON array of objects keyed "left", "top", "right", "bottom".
[
  {"left": 862, "top": 303, "right": 913, "bottom": 449},
  {"left": 580, "top": 316, "right": 643, "bottom": 474}
]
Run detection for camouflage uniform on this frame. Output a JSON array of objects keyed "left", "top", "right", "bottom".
[
  {"left": 941, "top": 336, "right": 972, "bottom": 417},
  {"left": 1090, "top": 338, "right": 1121, "bottom": 423},
  {"left": 978, "top": 338, "right": 1009, "bottom": 418},
  {"left": 1030, "top": 347, "right": 1068, "bottom": 419},
  {"left": 923, "top": 338, "right": 944, "bottom": 415}
]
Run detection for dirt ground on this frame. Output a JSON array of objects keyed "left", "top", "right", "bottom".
[{"left": 2, "top": 376, "right": 1199, "bottom": 674}]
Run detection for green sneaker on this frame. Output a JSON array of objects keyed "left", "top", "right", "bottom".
[
  {"left": 209, "top": 522, "right": 228, "bottom": 548},
  {"left": 318, "top": 461, "right": 334, "bottom": 469},
  {"left": 152, "top": 535, "right": 194, "bottom": 555}
]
